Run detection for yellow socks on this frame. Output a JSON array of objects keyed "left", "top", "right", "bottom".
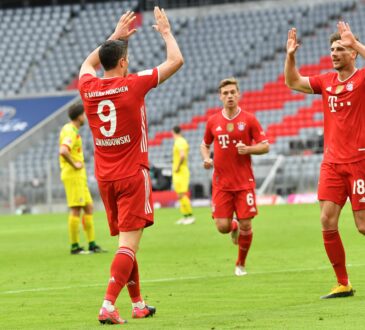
[{"left": 82, "top": 214, "right": 95, "bottom": 243}]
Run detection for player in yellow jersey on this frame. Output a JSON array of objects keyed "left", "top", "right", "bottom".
[
  {"left": 172, "top": 126, "right": 195, "bottom": 225},
  {"left": 59, "top": 104, "right": 105, "bottom": 254}
]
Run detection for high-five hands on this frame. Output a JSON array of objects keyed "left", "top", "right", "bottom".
[
  {"left": 152, "top": 6, "right": 171, "bottom": 36},
  {"left": 286, "top": 28, "right": 300, "bottom": 56},
  {"left": 113, "top": 11, "right": 137, "bottom": 40},
  {"left": 337, "top": 21, "right": 357, "bottom": 49}
]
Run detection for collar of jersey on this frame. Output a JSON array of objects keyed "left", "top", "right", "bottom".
[{"left": 222, "top": 107, "right": 241, "bottom": 121}]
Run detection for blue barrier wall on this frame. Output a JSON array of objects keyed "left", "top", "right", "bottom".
[{"left": 0, "top": 95, "right": 75, "bottom": 150}]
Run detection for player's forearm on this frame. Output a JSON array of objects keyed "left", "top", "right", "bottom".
[
  {"left": 60, "top": 152, "right": 77, "bottom": 169},
  {"left": 352, "top": 40, "right": 365, "bottom": 60},
  {"left": 160, "top": 32, "right": 184, "bottom": 76},
  {"left": 284, "top": 54, "right": 301, "bottom": 88},
  {"left": 200, "top": 144, "right": 211, "bottom": 160},
  {"left": 176, "top": 156, "right": 185, "bottom": 171},
  {"left": 247, "top": 142, "right": 270, "bottom": 155}
]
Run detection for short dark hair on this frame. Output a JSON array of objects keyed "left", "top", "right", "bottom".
[
  {"left": 329, "top": 32, "right": 359, "bottom": 45},
  {"left": 99, "top": 39, "right": 128, "bottom": 71},
  {"left": 172, "top": 125, "right": 181, "bottom": 134},
  {"left": 218, "top": 77, "right": 240, "bottom": 93},
  {"left": 68, "top": 103, "right": 84, "bottom": 121}
]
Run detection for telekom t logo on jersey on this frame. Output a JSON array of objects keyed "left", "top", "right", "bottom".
[
  {"left": 218, "top": 134, "right": 230, "bottom": 148},
  {"left": 328, "top": 96, "right": 351, "bottom": 112}
]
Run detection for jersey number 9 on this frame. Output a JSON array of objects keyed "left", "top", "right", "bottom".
[{"left": 97, "top": 100, "right": 117, "bottom": 137}]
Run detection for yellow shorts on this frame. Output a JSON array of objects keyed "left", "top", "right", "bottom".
[
  {"left": 172, "top": 173, "right": 190, "bottom": 194},
  {"left": 62, "top": 176, "right": 93, "bottom": 207}
]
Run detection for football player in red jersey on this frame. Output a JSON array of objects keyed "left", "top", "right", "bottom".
[
  {"left": 200, "top": 77, "right": 269, "bottom": 276},
  {"left": 285, "top": 22, "right": 365, "bottom": 299},
  {"left": 78, "top": 8, "right": 183, "bottom": 324}
]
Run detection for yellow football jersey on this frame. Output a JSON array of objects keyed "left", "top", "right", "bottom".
[
  {"left": 59, "top": 123, "right": 86, "bottom": 180},
  {"left": 172, "top": 136, "right": 190, "bottom": 175}
]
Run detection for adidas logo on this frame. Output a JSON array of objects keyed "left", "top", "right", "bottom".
[
  {"left": 326, "top": 86, "right": 332, "bottom": 92},
  {"left": 109, "top": 276, "right": 116, "bottom": 283},
  {"left": 249, "top": 207, "right": 256, "bottom": 212},
  {"left": 127, "top": 280, "right": 136, "bottom": 286},
  {"left": 359, "top": 197, "right": 365, "bottom": 203},
  {"left": 216, "top": 126, "right": 222, "bottom": 131}
]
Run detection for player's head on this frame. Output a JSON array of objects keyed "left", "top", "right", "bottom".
[
  {"left": 68, "top": 103, "right": 85, "bottom": 126},
  {"left": 329, "top": 32, "right": 359, "bottom": 71},
  {"left": 99, "top": 39, "right": 129, "bottom": 73},
  {"left": 218, "top": 77, "right": 240, "bottom": 110},
  {"left": 172, "top": 125, "right": 181, "bottom": 137}
]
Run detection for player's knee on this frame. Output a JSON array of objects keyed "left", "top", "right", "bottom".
[
  {"left": 216, "top": 223, "right": 230, "bottom": 234},
  {"left": 320, "top": 212, "right": 334, "bottom": 229},
  {"left": 357, "top": 227, "right": 365, "bottom": 235},
  {"left": 239, "top": 222, "right": 252, "bottom": 232}
]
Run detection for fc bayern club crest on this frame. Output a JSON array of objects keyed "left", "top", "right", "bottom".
[
  {"left": 346, "top": 82, "right": 354, "bottom": 91},
  {"left": 237, "top": 122, "right": 246, "bottom": 131},
  {"left": 226, "top": 123, "right": 234, "bottom": 132}
]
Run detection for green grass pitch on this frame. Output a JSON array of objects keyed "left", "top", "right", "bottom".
[{"left": 1, "top": 203, "right": 365, "bottom": 329}]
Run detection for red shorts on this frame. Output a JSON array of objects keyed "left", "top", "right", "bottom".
[
  {"left": 318, "top": 159, "right": 365, "bottom": 211},
  {"left": 98, "top": 168, "right": 154, "bottom": 235},
  {"left": 212, "top": 188, "right": 257, "bottom": 219}
]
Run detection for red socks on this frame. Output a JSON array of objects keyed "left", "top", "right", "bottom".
[
  {"left": 322, "top": 230, "right": 348, "bottom": 286},
  {"left": 127, "top": 259, "right": 142, "bottom": 303},
  {"left": 104, "top": 247, "right": 135, "bottom": 304},
  {"left": 236, "top": 230, "right": 253, "bottom": 266}
]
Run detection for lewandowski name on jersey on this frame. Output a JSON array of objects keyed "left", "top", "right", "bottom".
[{"left": 95, "top": 134, "right": 131, "bottom": 147}]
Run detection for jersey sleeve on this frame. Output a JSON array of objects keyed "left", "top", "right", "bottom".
[
  {"left": 61, "top": 128, "right": 76, "bottom": 150},
  {"left": 203, "top": 119, "right": 214, "bottom": 146},
  {"left": 133, "top": 67, "right": 159, "bottom": 97},
  {"left": 250, "top": 116, "right": 268, "bottom": 144},
  {"left": 309, "top": 75, "right": 323, "bottom": 94},
  {"left": 78, "top": 74, "right": 96, "bottom": 99}
]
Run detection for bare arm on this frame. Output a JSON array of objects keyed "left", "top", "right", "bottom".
[
  {"left": 284, "top": 28, "right": 313, "bottom": 94},
  {"left": 200, "top": 143, "right": 213, "bottom": 169},
  {"left": 79, "top": 11, "right": 137, "bottom": 78},
  {"left": 338, "top": 21, "right": 365, "bottom": 60},
  {"left": 153, "top": 7, "right": 184, "bottom": 84},
  {"left": 236, "top": 141, "right": 270, "bottom": 155},
  {"left": 59, "top": 145, "right": 83, "bottom": 169}
]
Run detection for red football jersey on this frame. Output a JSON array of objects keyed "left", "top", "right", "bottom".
[
  {"left": 309, "top": 68, "right": 365, "bottom": 163},
  {"left": 79, "top": 68, "right": 159, "bottom": 181},
  {"left": 203, "top": 108, "right": 268, "bottom": 190}
]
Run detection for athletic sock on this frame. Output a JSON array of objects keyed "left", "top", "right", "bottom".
[
  {"left": 82, "top": 214, "right": 95, "bottom": 243},
  {"left": 127, "top": 258, "right": 142, "bottom": 303},
  {"left": 89, "top": 241, "right": 96, "bottom": 250},
  {"left": 322, "top": 229, "right": 348, "bottom": 286},
  {"left": 231, "top": 219, "right": 238, "bottom": 232},
  {"left": 236, "top": 230, "right": 253, "bottom": 266},
  {"left": 71, "top": 242, "right": 79, "bottom": 250},
  {"left": 68, "top": 214, "right": 80, "bottom": 246},
  {"left": 180, "top": 195, "right": 193, "bottom": 216},
  {"left": 104, "top": 247, "right": 135, "bottom": 304},
  {"left": 132, "top": 300, "right": 146, "bottom": 309},
  {"left": 102, "top": 299, "right": 115, "bottom": 312}
]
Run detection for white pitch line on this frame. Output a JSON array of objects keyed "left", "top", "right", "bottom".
[{"left": 2, "top": 263, "right": 364, "bottom": 295}]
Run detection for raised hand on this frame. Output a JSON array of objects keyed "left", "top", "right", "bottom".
[
  {"left": 287, "top": 28, "right": 300, "bottom": 55},
  {"left": 113, "top": 11, "right": 137, "bottom": 40},
  {"left": 337, "top": 21, "right": 357, "bottom": 48},
  {"left": 152, "top": 6, "right": 171, "bottom": 36}
]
